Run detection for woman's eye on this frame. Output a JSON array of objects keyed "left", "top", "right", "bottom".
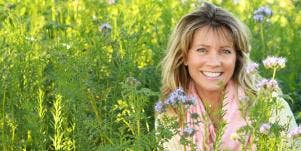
[
  {"left": 196, "top": 48, "right": 206, "bottom": 53},
  {"left": 222, "top": 49, "right": 232, "bottom": 54}
]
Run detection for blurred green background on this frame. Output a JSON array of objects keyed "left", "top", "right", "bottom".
[{"left": 0, "top": 0, "right": 300, "bottom": 150}]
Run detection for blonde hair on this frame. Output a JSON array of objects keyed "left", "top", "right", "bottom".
[{"left": 161, "top": 2, "right": 257, "bottom": 99}]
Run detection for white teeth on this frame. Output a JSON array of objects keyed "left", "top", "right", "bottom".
[{"left": 202, "top": 71, "right": 222, "bottom": 78}]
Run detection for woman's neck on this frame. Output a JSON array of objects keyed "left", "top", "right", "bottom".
[
  {"left": 195, "top": 87, "right": 224, "bottom": 128},
  {"left": 196, "top": 88, "right": 223, "bottom": 108}
]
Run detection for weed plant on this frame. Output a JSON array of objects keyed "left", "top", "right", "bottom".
[{"left": 0, "top": 0, "right": 301, "bottom": 150}]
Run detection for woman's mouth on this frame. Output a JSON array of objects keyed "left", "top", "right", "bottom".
[{"left": 201, "top": 71, "right": 222, "bottom": 78}]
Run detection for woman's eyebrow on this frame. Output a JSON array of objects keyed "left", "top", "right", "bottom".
[
  {"left": 194, "top": 44, "right": 233, "bottom": 48},
  {"left": 195, "top": 44, "right": 210, "bottom": 47},
  {"left": 220, "top": 45, "right": 234, "bottom": 48},
  {"left": 219, "top": 42, "right": 234, "bottom": 47}
]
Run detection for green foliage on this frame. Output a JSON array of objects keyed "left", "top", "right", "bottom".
[{"left": 0, "top": 0, "right": 300, "bottom": 150}]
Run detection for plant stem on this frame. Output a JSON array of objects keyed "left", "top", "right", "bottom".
[
  {"left": 260, "top": 23, "right": 267, "bottom": 54},
  {"left": 179, "top": 104, "right": 187, "bottom": 151},
  {"left": 137, "top": 116, "right": 140, "bottom": 137},
  {"left": 2, "top": 85, "right": 6, "bottom": 150},
  {"left": 272, "top": 68, "right": 277, "bottom": 80}
]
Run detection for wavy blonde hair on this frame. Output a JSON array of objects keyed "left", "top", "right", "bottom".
[{"left": 161, "top": 2, "right": 257, "bottom": 99}]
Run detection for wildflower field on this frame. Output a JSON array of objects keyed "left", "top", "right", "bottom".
[{"left": 0, "top": 0, "right": 301, "bottom": 150}]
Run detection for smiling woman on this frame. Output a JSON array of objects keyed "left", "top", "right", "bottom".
[
  {"left": 185, "top": 26, "right": 236, "bottom": 106},
  {"left": 156, "top": 2, "right": 298, "bottom": 151},
  {"left": 185, "top": 26, "right": 237, "bottom": 130}
]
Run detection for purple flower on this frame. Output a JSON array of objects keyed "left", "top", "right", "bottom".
[
  {"left": 253, "top": 14, "right": 264, "bottom": 22},
  {"left": 154, "top": 101, "right": 165, "bottom": 113},
  {"left": 166, "top": 97, "right": 177, "bottom": 106},
  {"left": 183, "top": 96, "right": 197, "bottom": 106},
  {"left": 262, "top": 56, "right": 286, "bottom": 69},
  {"left": 254, "top": 6, "right": 272, "bottom": 16},
  {"left": 164, "top": 88, "right": 196, "bottom": 108},
  {"left": 165, "top": 88, "right": 186, "bottom": 106},
  {"left": 175, "top": 88, "right": 186, "bottom": 96},
  {"left": 256, "top": 79, "right": 268, "bottom": 89},
  {"left": 99, "top": 23, "right": 112, "bottom": 32},
  {"left": 246, "top": 62, "right": 259, "bottom": 74},
  {"left": 262, "top": 7, "right": 272, "bottom": 16},
  {"left": 288, "top": 126, "right": 301, "bottom": 138},
  {"left": 266, "top": 79, "right": 278, "bottom": 90},
  {"left": 255, "top": 6, "right": 273, "bottom": 16},
  {"left": 183, "top": 127, "right": 196, "bottom": 137},
  {"left": 259, "top": 123, "right": 271, "bottom": 135},
  {"left": 165, "top": 93, "right": 179, "bottom": 106},
  {"left": 256, "top": 79, "right": 279, "bottom": 91},
  {"left": 253, "top": 6, "right": 272, "bottom": 22}
]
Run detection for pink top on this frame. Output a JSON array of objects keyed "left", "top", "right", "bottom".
[
  {"left": 186, "top": 80, "right": 249, "bottom": 151},
  {"left": 160, "top": 80, "right": 298, "bottom": 150}
]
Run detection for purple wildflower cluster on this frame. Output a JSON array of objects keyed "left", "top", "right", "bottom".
[
  {"left": 256, "top": 79, "right": 279, "bottom": 91},
  {"left": 259, "top": 123, "right": 271, "bottom": 135},
  {"left": 99, "top": 23, "right": 112, "bottom": 32},
  {"left": 154, "top": 101, "right": 165, "bottom": 113},
  {"left": 183, "top": 127, "right": 196, "bottom": 137},
  {"left": 246, "top": 62, "right": 259, "bottom": 74},
  {"left": 154, "top": 88, "right": 197, "bottom": 113},
  {"left": 262, "top": 56, "right": 286, "bottom": 69},
  {"left": 288, "top": 126, "right": 301, "bottom": 138},
  {"left": 253, "top": 6, "right": 272, "bottom": 22},
  {"left": 166, "top": 88, "right": 196, "bottom": 106}
]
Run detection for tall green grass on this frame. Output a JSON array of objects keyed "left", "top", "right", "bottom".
[{"left": 0, "top": 0, "right": 300, "bottom": 150}]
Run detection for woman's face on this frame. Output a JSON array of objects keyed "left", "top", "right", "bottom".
[{"left": 185, "top": 26, "right": 236, "bottom": 93}]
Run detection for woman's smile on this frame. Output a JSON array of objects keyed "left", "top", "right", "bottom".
[{"left": 201, "top": 71, "right": 223, "bottom": 79}]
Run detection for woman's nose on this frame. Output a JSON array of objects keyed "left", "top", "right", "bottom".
[{"left": 206, "top": 54, "right": 222, "bottom": 67}]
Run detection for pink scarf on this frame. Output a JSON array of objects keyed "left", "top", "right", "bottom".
[{"left": 185, "top": 80, "right": 249, "bottom": 151}]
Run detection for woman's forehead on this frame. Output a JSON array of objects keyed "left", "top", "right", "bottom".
[{"left": 193, "top": 25, "right": 234, "bottom": 46}]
